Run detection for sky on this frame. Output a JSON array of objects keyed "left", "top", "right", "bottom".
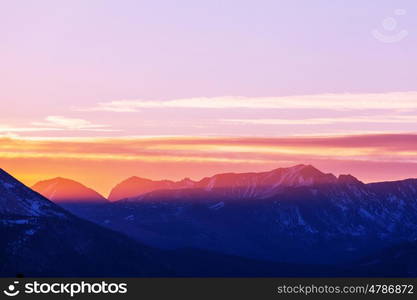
[{"left": 0, "top": 0, "right": 416, "bottom": 196}]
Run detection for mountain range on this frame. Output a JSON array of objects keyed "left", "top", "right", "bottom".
[
  {"left": 2, "top": 165, "right": 417, "bottom": 276},
  {"left": 106, "top": 164, "right": 338, "bottom": 202},
  {"left": 0, "top": 167, "right": 358, "bottom": 277}
]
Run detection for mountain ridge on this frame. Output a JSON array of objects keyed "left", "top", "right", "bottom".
[
  {"left": 108, "top": 164, "right": 353, "bottom": 202},
  {"left": 1, "top": 167, "right": 357, "bottom": 277},
  {"left": 59, "top": 167, "right": 417, "bottom": 265}
]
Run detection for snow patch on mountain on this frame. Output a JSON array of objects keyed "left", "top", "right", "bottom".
[{"left": 209, "top": 202, "right": 225, "bottom": 210}]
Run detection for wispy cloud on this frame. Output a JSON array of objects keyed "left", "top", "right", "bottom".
[
  {"left": 77, "top": 92, "right": 417, "bottom": 112},
  {"left": 71, "top": 92, "right": 417, "bottom": 137},
  {"left": 2, "top": 133, "right": 417, "bottom": 162},
  {"left": 0, "top": 116, "right": 118, "bottom": 134},
  {"left": 32, "top": 116, "right": 112, "bottom": 130},
  {"left": 223, "top": 115, "right": 417, "bottom": 125},
  {"left": 0, "top": 127, "right": 63, "bottom": 133}
]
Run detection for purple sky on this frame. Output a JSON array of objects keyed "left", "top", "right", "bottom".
[
  {"left": 0, "top": 0, "right": 415, "bottom": 137},
  {"left": 1, "top": 0, "right": 416, "bottom": 127}
]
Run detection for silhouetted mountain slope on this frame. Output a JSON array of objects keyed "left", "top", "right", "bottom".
[
  {"left": 157, "top": 248, "right": 349, "bottom": 277},
  {"left": 355, "top": 240, "right": 417, "bottom": 277},
  {"left": 32, "top": 177, "right": 107, "bottom": 203},
  {"left": 0, "top": 216, "right": 171, "bottom": 276}
]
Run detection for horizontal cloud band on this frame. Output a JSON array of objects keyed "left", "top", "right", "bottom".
[{"left": 79, "top": 92, "right": 417, "bottom": 112}]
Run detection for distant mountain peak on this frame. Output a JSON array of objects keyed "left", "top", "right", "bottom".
[
  {"left": 32, "top": 177, "right": 107, "bottom": 203},
  {"left": 284, "top": 163, "right": 311, "bottom": 169},
  {"left": 126, "top": 176, "right": 153, "bottom": 182},
  {"left": 108, "top": 176, "right": 178, "bottom": 202},
  {"left": 268, "top": 164, "right": 337, "bottom": 187},
  {"left": 283, "top": 164, "right": 326, "bottom": 175},
  {"left": 338, "top": 174, "right": 363, "bottom": 185},
  {"left": 179, "top": 177, "right": 195, "bottom": 186}
]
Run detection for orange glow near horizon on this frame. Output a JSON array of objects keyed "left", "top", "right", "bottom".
[{"left": 1, "top": 134, "right": 417, "bottom": 197}]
